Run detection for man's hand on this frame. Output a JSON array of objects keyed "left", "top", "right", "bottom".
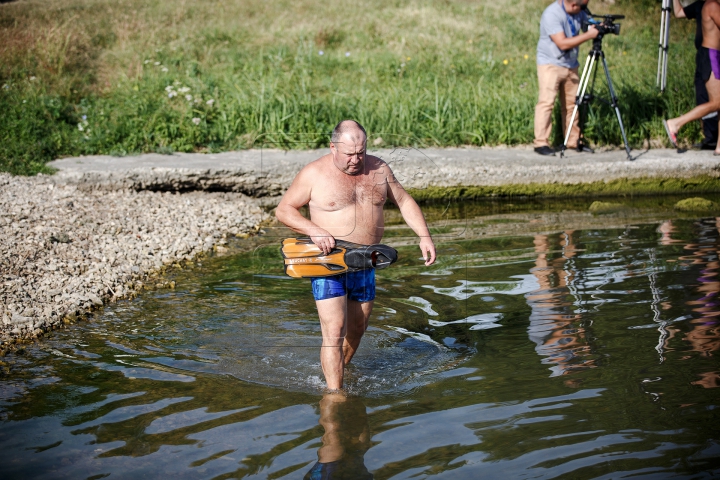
[
  {"left": 587, "top": 24, "right": 600, "bottom": 39},
  {"left": 419, "top": 237, "right": 436, "bottom": 266},
  {"left": 310, "top": 229, "right": 336, "bottom": 255}
]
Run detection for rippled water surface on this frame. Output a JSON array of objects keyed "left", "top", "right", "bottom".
[{"left": 2, "top": 198, "right": 720, "bottom": 479}]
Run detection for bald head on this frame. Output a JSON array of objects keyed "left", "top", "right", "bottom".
[{"left": 331, "top": 120, "right": 367, "bottom": 145}]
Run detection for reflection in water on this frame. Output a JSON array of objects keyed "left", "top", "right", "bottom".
[
  {"left": 305, "top": 394, "right": 372, "bottom": 480},
  {"left": 526, "top": 232, "right": 593, "bottom": 377},
  {"left": 679, "top": 218, "right": 720, "bottom": 387},
  {"left": 645, "top": 245, "right": 671, "bottom": 363}
]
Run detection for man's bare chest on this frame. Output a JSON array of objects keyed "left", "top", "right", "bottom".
[{"left": 313, "top": 176, "right": 387, "bottom": 211}]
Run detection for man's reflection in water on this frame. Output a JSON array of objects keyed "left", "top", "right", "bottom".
[
  {"left": 304, "top": 393, "right": 373, "bottom": 480},
  {"left": 526, "top": 231, "right": 593, "bottom": 378},
  {"left": 658, "top": 220, "right": 684, "bottom": 246},
  {"left": 678, "top": 218, "right": 720, "bottom": 388}
]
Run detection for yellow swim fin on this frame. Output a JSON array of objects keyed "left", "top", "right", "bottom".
[
  {"left": 281, "top": 238, "right": 350, "bottom": 278},
  {"left": 281, "top": 237, "right": 398, "bottom": 278}
]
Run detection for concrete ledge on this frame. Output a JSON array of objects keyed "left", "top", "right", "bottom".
[{"left": 47, "top": 147, "right": 720, "bottom": 196}]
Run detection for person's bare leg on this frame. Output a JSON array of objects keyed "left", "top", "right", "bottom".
[
  {"left": 315, "top": 296, "right": 348, "bottom": 390},
  {"left": 667, "top": 75, "right": 720, "bottom": 135},
  {"left": 343, "top": 300, "right": 373, "bottom": 366}
]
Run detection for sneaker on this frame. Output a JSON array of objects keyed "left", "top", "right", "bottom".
[
  {"left": 534, "top": 146, "right": 555, "bottom": 156},
  {"left": 576, "top": 145, "right": 594, "bottom": 153}
]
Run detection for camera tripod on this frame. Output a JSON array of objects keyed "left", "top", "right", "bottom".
[
  {"left": 657, "top": 0, "right": 671, "bottom": 92},
  {"left": 560, "top": 36, "right": 632, "bottom": 160}
]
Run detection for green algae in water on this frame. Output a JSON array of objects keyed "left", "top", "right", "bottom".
[
  {"left": 408, "top": 175, "right": 720, "bottom": 201},
  {"left": 674, "top": 197, "right": 718, "bottom": 212},
  {"left": 588, "top": 200, "right": 628, "bottom": 214}
]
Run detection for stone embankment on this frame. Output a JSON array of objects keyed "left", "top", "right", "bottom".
[
  {"left": 47, "top": 147, "right": 720, "bottom": 193},
  {"left": 0, "top": 173, "right": 268, "bottom": 349}
]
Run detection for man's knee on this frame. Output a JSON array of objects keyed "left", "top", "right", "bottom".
[
  {"left": 346, "top": 301, "right": 372, "bottom": 332},
  {"left": 319, "top": 315, "right": 347, "bottom": 343},
  {"left": 322, "top": 333, "right": 345, "bottom": 348},
  {"left": 535, "top": 99, "right": 556, "bottom": 111},
  {"left": 346, "top": 321, "right": 366, "bottom": 339}
]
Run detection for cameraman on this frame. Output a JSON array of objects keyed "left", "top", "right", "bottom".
[
  {"left": 534, "top": 0, "right": 599, "bottom": 156},
  {"left": 674, "top": 0, "right": 718, "bottom": 149}
]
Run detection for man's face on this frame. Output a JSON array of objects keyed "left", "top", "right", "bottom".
[
  {"left": 564, "top": 0, "right": 585, "bottom": 14},
  {"left": 330, "top": 134, "right": 366, "bottom": 175}
]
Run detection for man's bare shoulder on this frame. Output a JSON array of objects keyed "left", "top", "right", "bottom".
[
  {"left": 365, "top": 154, "right": 392, "bottom": 172},
  {"left": 296, "top": 153, "right": 332, "bottom": 178},
  {"left": 705, "top": 0, "right": 720, "bottom": 15}
]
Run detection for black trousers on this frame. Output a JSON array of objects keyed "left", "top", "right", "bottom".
[{"left": 696, "top": 47, "right": 719, "bottom": 145}]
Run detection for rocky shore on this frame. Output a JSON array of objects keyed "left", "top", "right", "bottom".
[{"left": 0, "top": 173, "right": 268, "bottom": 350}]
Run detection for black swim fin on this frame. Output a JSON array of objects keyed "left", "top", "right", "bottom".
[
  {"left": 343, "top": 243, "right": 398, "bottom": 270},
  {"left": 281, "top": 237, "right": 398, "bottom": 278}
]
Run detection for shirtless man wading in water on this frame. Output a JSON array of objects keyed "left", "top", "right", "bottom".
[{"left": 275, "top": 120, "right": 437, "bottom": 390}]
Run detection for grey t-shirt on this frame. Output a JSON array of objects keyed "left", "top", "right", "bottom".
[{"left": 536, "top": 1, "right": 588, "bottom": 68}]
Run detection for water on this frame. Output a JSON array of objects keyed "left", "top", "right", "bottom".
[{"left": 1, "top": 197, "right": 719, "bottom": 479}]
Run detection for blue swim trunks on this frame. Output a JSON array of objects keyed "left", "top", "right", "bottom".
[{"left": 311, "top": 269, "right": 376, "bottom": 302}]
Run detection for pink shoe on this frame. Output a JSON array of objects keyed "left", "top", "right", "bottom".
[{"left": 663, "top": 120, "right": 678, "bottom": 148}]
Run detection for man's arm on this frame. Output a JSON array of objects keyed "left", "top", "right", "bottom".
[
  {"left": 673, "top": 0, "right": 687, "bottom": 18},
  {"left": 385, "top": 169, "right": 436, "bottom": 266},
  {"left": 550, "top": 26, "right": 599, "bottom": 51},
  {"left": 275, "top": 165, "right": 336, "bottom": 254},
  {"left": 707, "top": 1, "right": 720, "bottom": 28}
]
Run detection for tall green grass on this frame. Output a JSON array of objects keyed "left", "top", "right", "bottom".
[{"left": 0, "top": 0, "right": 699, "bottom": 175}]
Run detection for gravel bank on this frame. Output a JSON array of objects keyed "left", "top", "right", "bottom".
[{"left": 0, "top": 173, "right": 268, "bottom": 349}]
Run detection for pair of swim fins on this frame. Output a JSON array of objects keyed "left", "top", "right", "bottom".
[{"left": 281, "top": 237, "right": 398, "bottom": 278}]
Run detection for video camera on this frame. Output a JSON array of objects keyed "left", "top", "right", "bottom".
[{"left": 581, "top": 12, "right": 624, "bottom": 37}]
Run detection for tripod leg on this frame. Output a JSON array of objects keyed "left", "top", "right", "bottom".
[
  {"left": 657, "top": 0, "right": 667, "bottom": 87},
  {"left": 662, "top": 8, "right": 671, "bottom": 92},
  {"left": 578, "top": 60, "right": 601, "bottom": 150},
  {"left": 563, "top": 53, "right": 596, "bottom": 157},
  {"left": 601, "top": 56, "right": 632, "bottom": 159}
]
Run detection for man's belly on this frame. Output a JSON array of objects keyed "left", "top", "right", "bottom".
[
  {"left": 702, "top": 29, "right": 720, "bottom": 51},
  {"left": 310, "top": 207, "right": 385, "bottom": 245}
]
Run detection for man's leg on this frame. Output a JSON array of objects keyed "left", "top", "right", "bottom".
[
  {"left": 315, "top": 295, "right": 348, "bottom": 390},
  {"left": 696, "top": 48, "right": 718, "bottom": 147},
  {"left": 343, "top": 299, "right": 373, "bottom": 365},
  {"left": 561, "top": 67, "right": 581, "bottom": 149},
  {"left": 534, "top": 64, "right": 562, "bottom": 149},
  {"left": 668, "top": 74, "right": 720, "bottom": 137},
  {"left": 708, "top": 75, "right": 720, "bottom": 155}
]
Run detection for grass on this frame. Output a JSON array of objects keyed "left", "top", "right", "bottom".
[{"left": 0, "top": 0, "right": 700, "bottom": 175}]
